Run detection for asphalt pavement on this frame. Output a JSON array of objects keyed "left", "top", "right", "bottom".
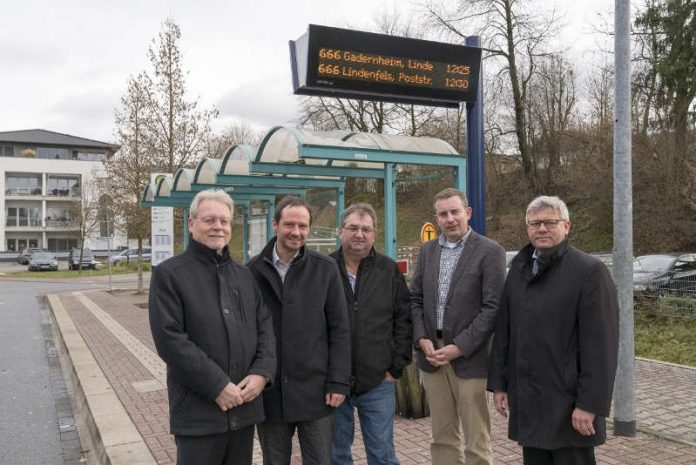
[{"left": 0, "top": 279, "right": 103, "bottom": 465}]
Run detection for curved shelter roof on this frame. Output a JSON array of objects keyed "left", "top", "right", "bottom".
[
  {"left": 254, "top": 126, "right": 460, "bottom": 169},
  {"left": 142, "top": 126, "right": 466, "bottom": 259}
]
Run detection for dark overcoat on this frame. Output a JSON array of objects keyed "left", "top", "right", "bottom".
[
  {"left": 247, "top": 239, "right": 351, "bottom": 422},
  {"left": 487, "top": 241, "right": 619, "bottom": 449},
  {"left": 330, "top": 247, "right": 412, "bottom": 395},
  {"left": 411, "top": 231, "right": 506, "bottom": 378},
  {"left": 149, "top": 239, "right": 276, "bottom": 436}
]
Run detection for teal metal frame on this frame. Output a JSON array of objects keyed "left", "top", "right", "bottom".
[{"left": 142, "top": 126, "right": 467, "bottom": 261}]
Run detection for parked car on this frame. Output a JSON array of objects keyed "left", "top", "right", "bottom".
[
  {"left": 590, "top": 252, "right": 614, "bottom": 274},
  {"left": 633, "top": 253, "right": 696, "bottom": 294},
  {"left": 17, "top": 247, "right": 42, "bottom": 264},
  {"left": 28, "top": 252, "right": 58, "bottom": 272},
  {"left": 109, "top": 247, "right": 152, "bottom": 265},
  {"left": 505, "top": 251, "right": 518, "bottom": 273},
  {"left": 68, "top": 247, "right": 97, "bottom": 270}
]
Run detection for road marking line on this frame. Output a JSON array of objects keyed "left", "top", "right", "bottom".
[{"left": 73, "top": 292, "right": 166, "bottom": 388}]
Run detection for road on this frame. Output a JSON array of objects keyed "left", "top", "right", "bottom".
[{"left": 0, "top": 278, "right": 118, "bottom": 464}]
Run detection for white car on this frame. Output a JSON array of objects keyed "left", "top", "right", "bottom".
[{"left": 109, "top": 247, "right": 152, "bottom": 265}]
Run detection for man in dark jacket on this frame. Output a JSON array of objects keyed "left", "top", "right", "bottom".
[
  {"left": 411, "top": 188, "right": 506, "bottom": 465},
  {"left": 149, "top": 189, "right": 276, "bottom": 465},
  {"left": 487, "top": 195, "right": 619, "bottom": 465},
  {"left": 247, "top": 196, "right": 351, "bottom": 465},
  {"left": 329, "top": 203, "right": 412, "bottom": 465}
]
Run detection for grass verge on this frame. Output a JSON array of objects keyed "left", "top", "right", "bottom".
[
  {"left": 635, "top": 310, "right": 696, "bottom": 366},
  {"left": 2, "top": 262, "right": 151, "bottom": 279}
]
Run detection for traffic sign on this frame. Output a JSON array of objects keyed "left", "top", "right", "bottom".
[{"left": 420, "top": 222, "right": 438, "bottom": 243}]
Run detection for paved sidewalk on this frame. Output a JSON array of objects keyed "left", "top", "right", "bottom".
[{"left": 48, "top": 289, "right": 696, "bottom": 464}]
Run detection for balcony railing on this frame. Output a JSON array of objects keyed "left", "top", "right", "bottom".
[
  {"left": 5, "top": 188, "right": 42, "bottom": 196},
  {"left": 46, "top": 188, "right": 81, "bottom": 197},
  {"left": 45, "top": 219, "right": 79, "bottom": 228}
]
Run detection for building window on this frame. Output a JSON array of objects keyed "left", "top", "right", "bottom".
[
  {"left": 47, "top": 238, "right": 78, "bottom": 252},
  {"left": 76, "top": 151, "right": 107, "bottom": 161},
  {"left": 47, "top": 175, "right": 81, "bottom": 197},
  {"left": 38, "top": 147, "right": 69, "bottom": 160},
  {"left": 19, "top": 146, "right": 37, "bottom": 158},
  {"left": 46, "top": 206, "right": 76, "bottom": 228},
  {"left": 5, "top": 174, "right": 42, "bottom": 195},
  {"left": 0, "top": 145, "right": 14, "bottom": 157},
  {"left": 6, "top": 207, "right": 41, "bottom": 227},
  {"left": 7, "top": 238, "right": 40, "bottom": 252},
  {"left": 99, "top": 194, "right": 114, "bottom": 237}
]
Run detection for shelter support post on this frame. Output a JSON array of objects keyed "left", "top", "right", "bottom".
[
  {"left": 465, "top": 35, "right": 485, "bottom": 235},
  {"left": 336, "top": 187, "right": 345, "bottom": 248},
  {"left": 242, "top": 205, "right": 249, "bottom": 263},
  {"left": 266, "top": 199, "right": 275, "bottom": 245},
  {"left": 183, "top": 208, "right": 189, "bottom": 249},
  {"left": 384, "top": 163, "right": 397, "bottom": 259}
]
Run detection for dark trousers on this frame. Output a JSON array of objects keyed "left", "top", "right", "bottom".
[
  {"left": 175, "top": 426, "right": 255, "bottom": 465},
  {"left": 522, "top": 446, "right": 596, "bottom": 465},
  {"left": 258, "top": 414, "right": 334, "bottom": 465}
]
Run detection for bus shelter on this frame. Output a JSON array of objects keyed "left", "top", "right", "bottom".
[{"left": 142, "top": 126, "right": 466, "bottom": 261}]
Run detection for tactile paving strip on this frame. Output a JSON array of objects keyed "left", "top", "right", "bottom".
[{"left": 73, "top": 292, "right": 166, "bottom": 388}]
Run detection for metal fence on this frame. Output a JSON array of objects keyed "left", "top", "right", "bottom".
[{"left": 634, "top": 270, "right": 696, "bottom": 318}]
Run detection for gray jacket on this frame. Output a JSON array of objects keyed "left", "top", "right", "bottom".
[{"left": 410, "top": 231, "right": 506, "bottom": 378}]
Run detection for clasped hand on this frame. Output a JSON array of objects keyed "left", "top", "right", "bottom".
[
  {"left": 215, "top": 374, "right": 267, "bottom": 412},
  {"left": 418, "top": 338, "right": 462, "bottom": 366}
]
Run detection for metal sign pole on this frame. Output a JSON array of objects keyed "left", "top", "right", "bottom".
[{"left": 465, "top": 35, "right": 486, "bottom": 235}]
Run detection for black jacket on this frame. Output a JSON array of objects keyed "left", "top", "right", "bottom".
[
  {"left": 149, "top": 239, "right": 276, "bottom": 436},
  {"left": 487, "top": 241, "right": 619, "bottom": 449},
  {"left": 330, "top": 248, "right": 412, "bottom": 395},
  {"left": 247, "top": 239, "right": 351, "bottom": 422}
]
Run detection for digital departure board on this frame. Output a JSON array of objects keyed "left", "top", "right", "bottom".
[{"left": 290, "top": 25, "right": 481, "bottom": 108}]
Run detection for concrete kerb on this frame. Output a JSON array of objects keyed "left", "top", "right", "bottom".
[{"left": 47, "top": 293, "right": 157, "bottom": 465}]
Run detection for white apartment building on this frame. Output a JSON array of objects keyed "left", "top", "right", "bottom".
[{"left": 1, "top": 129, "right": 128, "bottom": 253}]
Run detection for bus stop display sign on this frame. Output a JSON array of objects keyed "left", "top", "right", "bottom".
[{"left": 290, "top": 24, "right": 482, "bottom": 108}]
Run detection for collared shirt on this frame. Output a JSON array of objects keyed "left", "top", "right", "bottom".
[
  {"left": 532, "top": 248, "right": 540, "bottom": 276},
  {"left": 347, "top": 271, "right": 357, "bottom": 292},
  {"left": 272, "top": 245, "right": 298, "bottom": 283},
  {"left": 436, "top": 228, "right": 472, "bottom": 330}
]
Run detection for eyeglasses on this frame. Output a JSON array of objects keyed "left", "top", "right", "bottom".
[
  {"left": 197, "top": 216, "right": 231, "bottom": 227},
  {"left": 527, "top": 219, "right": 566, "bottom": 230},
  {"left": 342, "top": 225, "right": 375, "bottom": 234}
]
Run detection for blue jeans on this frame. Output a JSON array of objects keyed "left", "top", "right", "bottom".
[{"left": 332, "top": 379, "right": 400, "bottom": 465}]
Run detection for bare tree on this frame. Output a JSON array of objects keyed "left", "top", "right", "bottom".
[
  {"left": 205, "top": 121, "right": 264, "bottom": 158},
  {"left": 110, "top": 72, "right": 155, "bottom": 292},
  {"left": 423, "top": 0, "right": 561, "bottom": 189},
  {"left": 62, "top": 174, "right": 103, "bottom": 274},
  {"left": 148, "top": 18, "right": 219, "bottom": 172},
  {"left": 527, "top": 54, "right": 577, "bottom": 189}
]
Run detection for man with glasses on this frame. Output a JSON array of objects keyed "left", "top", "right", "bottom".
[
  {"left": 247, "top": 195, "right": 350, "bottom": 465},
  {"left": 329, "top": 203, "right": 412, "bottom": 465},
  {"left": 488, "top": 195, "right": 619, "bottom": 465},
  {"left": 149, "top": 189, "right": 276, "bottom": 465},
  {"left": 411, "top": 188, "right": 506, "bottom": 465}
]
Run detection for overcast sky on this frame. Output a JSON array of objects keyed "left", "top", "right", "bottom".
[{"left": 1, "top": 0, "right": 613, "bottom": 144}]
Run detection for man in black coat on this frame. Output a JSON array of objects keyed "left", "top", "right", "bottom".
[
  {"left": 149, "top": 189, "right": 276, "bottom": 465},
  {"left": 329, "top": 203, "right": 412, "bottom": 465},
  {"left": 247, "top": 196, "right": 351, "bottom": 465},
  {"left": 487, "top": 195, "right": 619, "bottom": 465}
]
